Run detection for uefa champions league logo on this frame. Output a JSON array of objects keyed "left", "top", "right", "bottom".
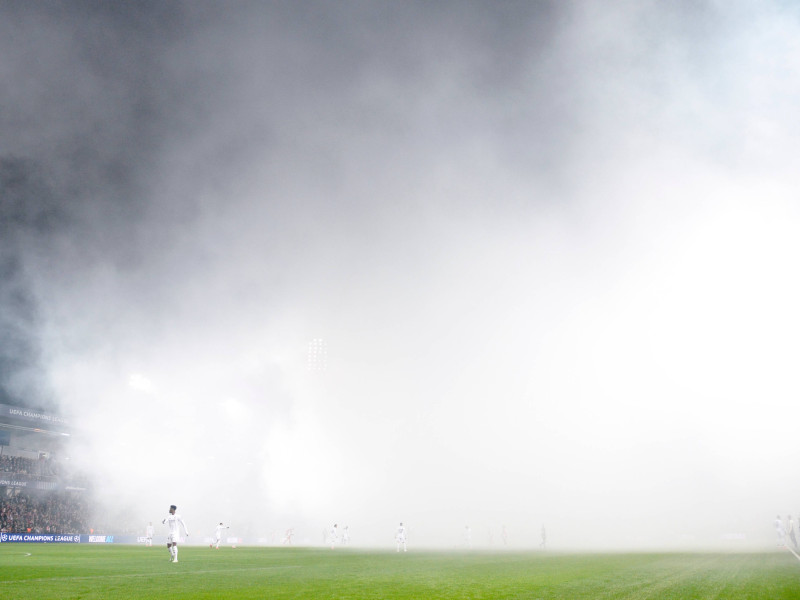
[{"left": 0, "top": 532, "right": 7, "bottom": 543}]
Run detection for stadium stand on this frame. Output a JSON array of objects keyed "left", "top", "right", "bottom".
[{"left": 0, "top": 402, "right": 90, "bottom": 535}]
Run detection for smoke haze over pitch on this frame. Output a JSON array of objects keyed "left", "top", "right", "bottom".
[{"left": 2, "top": 1, "right": 800, "bottom": 549}]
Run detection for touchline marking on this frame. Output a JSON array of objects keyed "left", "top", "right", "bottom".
[
  {"left": 0, "top": 565, "right": 300, "bottom": 585},
  {"left": 785, "top": 545, "right": 800, "bottom": 562}
]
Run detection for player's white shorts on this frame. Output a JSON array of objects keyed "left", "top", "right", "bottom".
[{"left": 167, "top": 534, "right": 180, "bottom": 544}]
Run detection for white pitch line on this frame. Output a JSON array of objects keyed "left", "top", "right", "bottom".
[
  {"left": 0, "top": 564, "right": 299, "bottom": 585},
  {"left": 785, "top": 545, "right": 800, "bottom": 562}
]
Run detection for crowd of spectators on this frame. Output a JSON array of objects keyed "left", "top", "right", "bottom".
[
  {"left": 1, "top": 449, "right": 91, "bottom": 534},
  {"left": 1, "top": 452, "right": 68, "bottom": 479},
  {"left": 0, "top": 490, "right": 89, "bottom": 534},
  {"left": 0, "top": 454, "right": 38, "bottom": 475}
]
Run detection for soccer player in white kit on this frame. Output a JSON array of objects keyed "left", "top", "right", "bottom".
[
  {"left": 787, "top": 516, "right": 798, "bottom": 550},
  {"left": 329, "top": 524, "right": 338, "bottom": 549},
  {"left": 212, "top": 522, "right": 229, "bottom": 549},
  {"left": 775, "top": 515, "right": 786, "bottom": 546},
  {"left": 396, "top": 522, "right": 407, "bottom": 552},
  {"left": 145, "top": 522, "right": 154, "bottom": 547},
  {"left": 162, "top": 505, "right": 189, "bottom": 562},
  {"left": 282, "top": 528, "right": 294, "bottom": 545}
]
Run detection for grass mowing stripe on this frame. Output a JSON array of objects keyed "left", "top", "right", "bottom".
[{"left": 0, "top": 564, "right": 301, "bottom": 584}]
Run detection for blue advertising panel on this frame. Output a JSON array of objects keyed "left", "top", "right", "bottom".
[
  {"left": 0, "top": 532, "right": 81, "bottom": 543},
  {"left": 83, "top": 535, "right": 115, "bottom": 543}
]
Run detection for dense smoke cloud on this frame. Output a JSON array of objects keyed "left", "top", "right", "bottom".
[
  {"left": 2, "top": 1, "right": 800, "bottom": 548},
  {"left": 0, "top": 157, "right": 60, "bottom": 408}
]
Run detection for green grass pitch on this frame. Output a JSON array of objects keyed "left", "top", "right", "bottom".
[{"left": 1, "top": 545, "right": 799, "bottom": 599}]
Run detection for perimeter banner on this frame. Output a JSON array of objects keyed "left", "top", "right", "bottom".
[
  {"left": 0, "top": 534, "right": 130, "bottom": 543},
  {"left": 0, "top": 474, "right": 75, "bottom": 492},
  {"left": 0, "top": 533, "right": 81, "bottom": 543},
  {"left": 0, "top": 403, "right": 69, "bottom": 429}
]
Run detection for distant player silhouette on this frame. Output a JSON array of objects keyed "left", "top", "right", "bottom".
[{"left": 396, "top": 522, "right": 407, "bottom": 552}]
